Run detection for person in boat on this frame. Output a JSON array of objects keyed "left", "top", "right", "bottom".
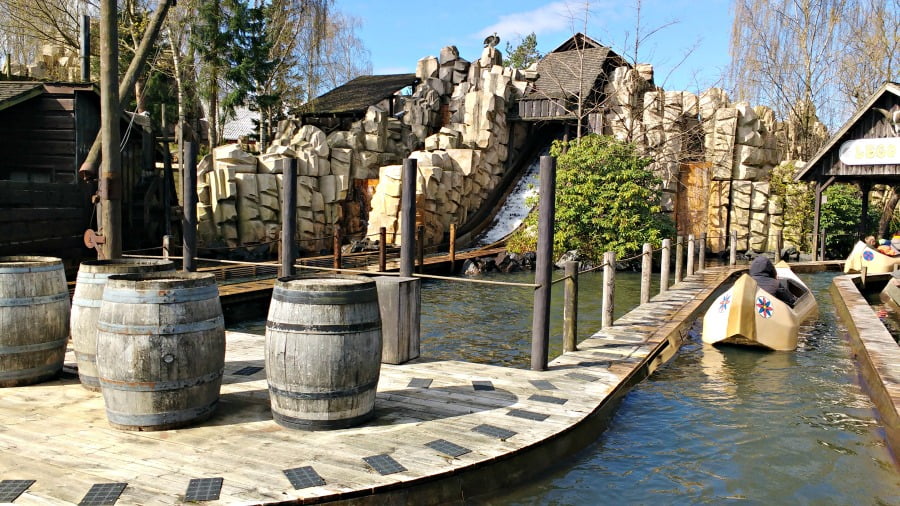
[
  {"left": 749, "top": 255, "right": 797, "bottom": 307},
  {"left": 865, "top": 235, "right": 877, "bottom": 248},
  {"left": 878, "top": 239, "right": 899, "bottom": 256}
]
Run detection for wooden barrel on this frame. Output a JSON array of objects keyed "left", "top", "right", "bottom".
[
  {"left": 96, "top": 272, "right": 225, "bottom": 430},
  {"left": 0, "top": 256, "right": 69, "bottom": 387},
  {"left": 71, "top": 259, "right": 175, "bottom": 391},
  {"left": 265, "top": 274, "right": 382, "bottom": 430}
]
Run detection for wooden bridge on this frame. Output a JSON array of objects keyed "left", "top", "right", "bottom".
[{"left": 0, "top": 264, "right": 741, "bottom": 504}]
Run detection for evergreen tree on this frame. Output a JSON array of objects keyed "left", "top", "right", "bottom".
[{"left": 503, "top": 32, "right": 542, "bottom": 69}]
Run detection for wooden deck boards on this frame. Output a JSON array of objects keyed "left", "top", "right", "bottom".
[{"left": 1, "top": 267, "right": 737, "bottom": 505}]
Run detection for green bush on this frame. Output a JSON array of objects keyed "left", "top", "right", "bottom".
[
  {"left": 820, "top": 183, "right": 880, "bottom": 258},
  {"left": 507, "top": 135, "right": 675, "bottom": 263}
]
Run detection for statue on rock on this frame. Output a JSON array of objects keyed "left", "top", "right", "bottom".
[{"left": 480, "top": 32, "right": 502, "bottom": 67}]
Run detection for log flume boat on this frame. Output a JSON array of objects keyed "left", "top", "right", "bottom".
[
  {"left": 844, "top": 241, "right": 900, "bottom": 274},
  {"left": 702, "top": 261, "right": 817, "bottom": 351}
]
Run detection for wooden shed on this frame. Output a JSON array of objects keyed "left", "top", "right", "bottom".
[
  {"left": 796, "top": 82, "right": 900, "bottom": 255},
  {"left": 0, "top": 81, "right": 156, "bottom": 275},
  {"left": 297, "top": 74, "right": 419, "bottom": 132}
]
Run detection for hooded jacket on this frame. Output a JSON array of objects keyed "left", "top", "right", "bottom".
[{"left": 749, "top": 256, "right": 797, "bottom": 306}]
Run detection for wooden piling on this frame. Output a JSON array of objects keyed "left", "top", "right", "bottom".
[
  {"left": 698, "top": 232, "right": 706, "bottom": 271},
  {"left": 449, "top": 223, "right": 457, "bottom": 273},
  {"left": 379, "top": 227, "right": 387, "bottom": 273},
  {"left": 99, "top": 0, "right": 121, "bottom": 259},
  {"left": 686, "top": 234, "right": 695, "bottom": 277},
  {"left": 602, "top": 251, "right": 615, "bottom": 329},
  {"left": 181, "top": 142, "right": 197, "bottom": 272},
  {"left": 563, "top": 261, "right": 578, "bottom": 353},
  {"left": 162, "top": 235, "right": 170, "bottom": 260},
  {"left": 417, "top": 225, "right": 425, "bottom": 274},
  {"left": 660, "top": 238, "right": 670, "bottom": 294},
  {"left": 675, "top": 236, "right": 684, "bottom": 282},
  {"left": 531, "top": 155, "right": 556, "bottom": 371},
  {"left": 730, "top": 230, "right": 737, "bottom": 266},
  {"left": 640, "top": 243, "right": 652, "bottom": 305},
  {"left": 281, "top": 159, "right": 297, "bottom": 277},
  {"left": 333, "top": 225, "right": 342, "bottom": 272},
  {"left": 400, "top": 158, "right": 416, "bottom": 277}
]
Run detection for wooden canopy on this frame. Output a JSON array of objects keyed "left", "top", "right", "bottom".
[{"left": 796, "top": 82, "right": 900, "bottom": 255}]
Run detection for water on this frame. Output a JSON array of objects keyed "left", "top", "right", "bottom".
[{"left": 474, "top": 271, "right": 900, "bottom": 504}]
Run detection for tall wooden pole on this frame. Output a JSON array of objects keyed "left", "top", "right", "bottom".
[
  {"left": 181, "top": 142, "right": 197, "bottom": 272},
  {"left": 399, "top": 158, "right": 416, "bottom": 278},
  {"left": 99, "top": 0, "right": 121, "bottom": 259},
  {"left": 281, "top": 159, "right": 297, "bottom": 277},
  {"left": 531, "top": 155, "right": 556, "bottom": 371},
  {"left": 80, "top": 15, "right": 90, "bottom": 82}
]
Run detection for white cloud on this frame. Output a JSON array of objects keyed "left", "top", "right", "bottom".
[{"left": 476, "top": 1, "right": 576, "bottom": 41}]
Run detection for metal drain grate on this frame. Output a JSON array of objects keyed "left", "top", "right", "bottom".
[
  {"left": 78, "top": 483, "right": 127, "bottom": 506},
  {"left": 407, "top": 378, "right": 433, "bottom": 388},
  {"left": 528, "top": 394, "right": 568, "bottom": 405},
  {"left": 529, "top": 379, "right": 557, "bottom": 390},
  {"left": 471, "top": 424, "right": 517, "bottom": 440},
  {"left": 425, "top": 439, "right": 471, "bottom": 458},
  {"left": 363, "top": 454, "right": 407, "bottom": 475},
  {"left": 472, "top": 380, "right": 494, "bottom": 391},
  {"left": 283, "top": 467, "right": 326, "bottom": 489},
  {"left": 232, "top": 366, "right": 264, "bottom": 376},
  {"left": 0, "top": 480, "right": 35, "bottom": 503},
  {"left": 507, "top": 409, "right": 549, "bottom": 421},
  {"left": 184, "top": 478, "right": 223, "bottom": 502}
]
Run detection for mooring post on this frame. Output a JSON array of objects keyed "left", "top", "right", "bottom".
[
  {"left": 686, "top": 234, "right": 695, "bottom": 277},
  {"left": 675, "top": 235, "right": 684, "bottom": 282},
  {"left": 730, "top": 230, "right": 737, "bottom": 266},
  {"left": 563, "top": 260, "right": 578, "bottom": 353},
  {"left": 602, "top": 251, "right": 616, "bottom": 329},
  {"left": 416, "top": 225, "right": 425, "bottom": 274},
  {"left": 698, "top": 232, "right": 707, "bottom": 272},
  {"left": 281, "top": 158, "right": 297, "bottom": 277},
  {"left": 333, "top": 225, "right": 342, "bottom": 272},
  {"left": 182, "top": 141, "right": 197, "bottom": 272},
  {"left": 449, "top": 223, "right": 457, "bottom": 274},
  {"left": 640, "top": 243, "right": 652, "bottom": 305},
  {"left": 379, "top": 227, "right": 387, "bottom": 272},
  {"left": 399, "top": 158, "right": 416, "bottom": 277},
  {"left": 660, "top": 238, "right": 671, "bottom": 294},
  {"left": 531, "top": 155, "right": 556, "bottom": 371},
  {"left": 819, "top": 230, "right": 826, "bottom": 261}
]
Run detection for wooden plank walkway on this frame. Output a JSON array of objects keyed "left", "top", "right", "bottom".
[{"left": 0, "top": 267, "right": 736, "bottom": 505}]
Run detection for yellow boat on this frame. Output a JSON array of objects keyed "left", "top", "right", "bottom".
[
  {"left": 844, "top": 241, "right": 900, "bottom": 274},
  {"left": 702, "top": 261, "right": 817, "bottom": 351}
]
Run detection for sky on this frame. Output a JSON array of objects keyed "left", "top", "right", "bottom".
[{"left": 334, "top": 0, "right": 734, "bottom": 93}]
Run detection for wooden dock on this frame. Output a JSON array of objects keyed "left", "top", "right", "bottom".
[{"left": 0, "top": 267, "right": 738, "bottom": 504}]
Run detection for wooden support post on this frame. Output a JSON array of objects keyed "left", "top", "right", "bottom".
[
  {"left": 399, "top": 158, "right": 416, "bottom": 278},
  {"left": 660, "top": 238, "right": 671, "bottom": 294},
  {"left": 812, "top": 180, "right": 823, "bottom": 260},
  {"left": 640, "top": 243, "right": 652, "bottom": 305},
  {"left": 698, "top": 232, "right": 707, "bottom": 271},
  {"left": 333, "top": 225, "right": 342, "bottom": 272},
  {"left": 730, "top": 230, "right": 737, "bottom": 266},
  {"left": 379, "top": 227, "right": 387, "bottom": 273},
  {"left": 531, "top": 155, "right": 556, "bottom": 371},
  {"left": 602, "top": 251, "right": 616, "bottom": 329},
  {"left": 161, "top": 105, "right": 172, "bottom": 236},
  {"left": 449, "top": 223, "right": 457, "bottom": 274},
  {"left": 819, "top": 230, "right": 826, "bottom": 261},
  {"left": 686, "top": 234, "right": 695, "bottom": 277},
  {"left": 99, "top": 0, "right": 121, "bottom": 259},
  {"left": 675, "top": 235, "right": 684, "bottom": 282},
  {"left": 281, "top": 158, "right": 297, "bottom": 277},
  {"left": 162, "top": 235, "right": 170, "bottom": 260},
  {"left": 416, "top": 225, "right": 425, "bottom": 274},
  {"left": 181, "top": 142, "right": 197, "bottom": 272},
  {"left": 80, "top": 15, "right": 90, "bottom": 81},
  {"left": 563, "top": 260, "right": 578, "bottom": 353}
]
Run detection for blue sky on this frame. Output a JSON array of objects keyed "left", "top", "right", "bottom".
[{"left": 335, "top": 0, "right": 733, "bottom": 93}]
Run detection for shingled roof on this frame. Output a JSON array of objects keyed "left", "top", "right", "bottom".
[
  {"left": 299, "top": 74, "right": 418, "bottom": 116},
  {"left": 527, "top": 33, "right": 625, "bottom": 100},
  {"left": 0, "top": 82, "right": 44, "bottom": 112}
]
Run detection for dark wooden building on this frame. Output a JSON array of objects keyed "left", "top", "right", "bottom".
[
  {"left": 297, "top": 74, "right": 419, "bottom": 132},
  {"left": 516, "top": 33, "right": 629, "bottom": 130},
  {"left": 796, "top": 82, "right": 900, "bottom": 254},
  {"left": 0, "top": 82, "right": 157, "bottom": 275}
]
